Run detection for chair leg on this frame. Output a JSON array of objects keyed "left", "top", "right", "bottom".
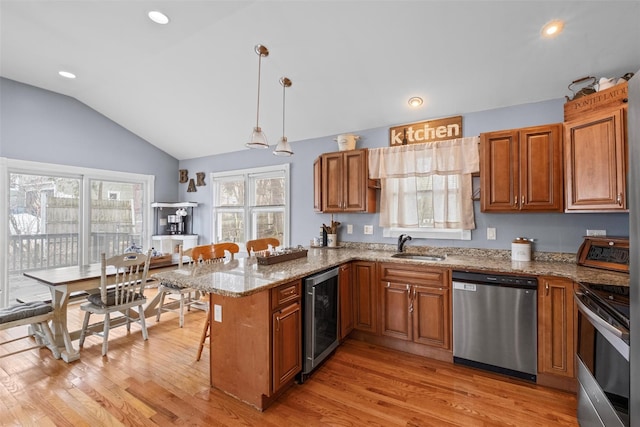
[
  {"left": 139, "top": 305, "right": 148, "bottom": 341},
  {"left": 156, "top": 289, "right": 166, "bottom": 322},
  {"left": 102, "top": 313, "right": 110, "bottom": 356},
  {"left": 79, "top": 311, "right": 91, "bottom": 347},
  {"left": 196, "top": 314, "right": 210, "bottom": 361}
]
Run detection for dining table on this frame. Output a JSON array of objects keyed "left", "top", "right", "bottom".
[{"left": 23, "top": 261, "right": 179, "bottom": 362}]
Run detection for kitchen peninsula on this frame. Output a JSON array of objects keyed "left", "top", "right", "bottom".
[{"left": 153, "top": 244, "right": 629, "bottom": 410}]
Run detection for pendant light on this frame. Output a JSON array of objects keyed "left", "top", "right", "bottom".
[
  {"left": 246, "top": 44, "right": 270, "bottom": 149},
  {"left": 273, "top": 77, "right": 293, "bottom": 156}
]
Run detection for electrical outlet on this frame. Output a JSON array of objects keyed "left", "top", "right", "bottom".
[
  {"left": 487, "top": 227, "right": 496, "bottom": 240},
  {"left": 347, "top": 224, "right": 353, "bottom": 234},
  {"left": 586, "top": 229, "right": 606, "bottom": 237},
  {"left": 214, "top": 304, "right": 222, "bottom": 323},
  {"left": 364, "top": 225, "right": 374, "bottom": 235}
]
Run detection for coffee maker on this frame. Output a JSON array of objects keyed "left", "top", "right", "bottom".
[{"left": 166, "top": 214, "right": 185, "bottom": 235}]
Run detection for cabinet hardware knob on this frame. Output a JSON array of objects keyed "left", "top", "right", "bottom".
[
  {"left": 521, "top": 195, "right": 525, "bottom": 205},
  {"left": 386, "top": 282, "right": 390, "bottom": 288},
  {"left": 622, "top": 98, "right": 628, "bottom": 103},
  {"left": 617, "top": 193, "right": 623, "bottom": 206},
  {"left": 545, "top": 283, "right": 549, "bottom": 296}
]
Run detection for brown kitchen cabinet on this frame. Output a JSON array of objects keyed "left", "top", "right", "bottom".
[
  {"left": 537, "top": 276, "right": 576, "bottom": 392},
  {"left": 316, "top": 149, "right": 377, "bottom": 213},
  {"left": 313, "top": 156, "right": 322, "bottom": 212},
  {"left": 339, "top": 262, "right": 354, "bottom": 340},
  {"left": 480, "top": 123, "right": 563, "bottom": 212},
  {"left": 352, "top": 261, "right": 378, "bottom": 334},
  {"left": 271, "top": 281, "right": 302, "bottom": 393},
  {"left": 564, "top": 108, "right": 627, "bottom": 212},
  {"left": 209, "top": 280, "right": 301, "bottom": 410},
  {"left": 379, "top": 263, "right": 451, "bottom": 350}
]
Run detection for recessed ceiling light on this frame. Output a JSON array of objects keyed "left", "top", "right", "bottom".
[
  {"left": 408, "top": 97, "right": 423, "bottom": 108},
  {"left": 58, "top": 70, "right": 76, "bottom": 79},
  {"left": 541, "top": 20, "right": 564, "bottom": 38},
  {"left": 148, "top": 10, "right": 170, "bottom": 25}
]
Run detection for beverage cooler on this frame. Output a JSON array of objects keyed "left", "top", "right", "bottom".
[{"left": 151, "top": 202, "right": 198, "bottom": 257}]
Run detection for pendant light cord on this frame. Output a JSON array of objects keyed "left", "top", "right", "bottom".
[
  {"left": 281, "top": 81, "right": 286, "bottom": 137},
  {"left": 256, "top": 54, "right": 262, "bottom": 128}
]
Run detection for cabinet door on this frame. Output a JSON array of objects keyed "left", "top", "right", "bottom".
[
  {"left": 537, "top": 277, "right": 575, "bottom": 378},
  {"left": 321, "top": 152, "right": 344, "bottom": 212},
  {"left": 412, "top": 285, "right": 450, "bottom": 349},
  {"left": 272, "top": 302, "right": 302, "bottom": 393},
  {"left": 343, "top": 150, "right": 368, "bottom": 212},
  {"left": 313, "top": 156, "right": 322, "bottom": 212},
  {"left": 564, "top": 109, "right": 627, "bottom": 211},
  {"left": 380, "top": 281, "right": 411, "bottom": 341},
  {"left": 339, "top": 263, "right": 354, "bottom": 340},
  {"left": 352, "top": 261, "right": 378, "bottom": 334},
  {"left": 480, "top": 130, "right": 518, "bottom": 212},
  {"left": 519, "top": 124, "right": 563, "bottom": 211}
]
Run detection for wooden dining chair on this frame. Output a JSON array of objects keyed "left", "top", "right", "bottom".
[
  {"left": 79, "top": 250, "right": 151, "bottom": 356},
  {"left": 156, "top": 243, "right": 239, "bottom": 329},
  {"left": 196, "top": 242, "right": 239, "bottom": 361},
  {"left": 155, "top": 244, "right": 210, "bottom": 328},
  {"left": 245, "top": 237, "right": 280, "bottom": 256}
]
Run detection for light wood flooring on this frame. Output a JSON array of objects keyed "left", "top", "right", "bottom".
[{"left": 0, "top": 295, "right": 578, "bottom": 426}]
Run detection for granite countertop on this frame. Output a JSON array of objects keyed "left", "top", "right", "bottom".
[{"left": 151, "top": 244, "right": 629, "bottom": 297}]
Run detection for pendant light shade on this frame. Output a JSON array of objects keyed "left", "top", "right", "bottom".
[
  {"left": 246, "top": 44, "right": 270, "bottom": 149},
  {"left": 274, "top": 77, "right": 293, "bottom": 156}
]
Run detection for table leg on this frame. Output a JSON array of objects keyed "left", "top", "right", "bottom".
[{"left": 49, "top": 286, "right": 80, "bottom": 362}]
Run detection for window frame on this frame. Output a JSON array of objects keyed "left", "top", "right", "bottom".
[{"left": 211, "top": 164, "right": 290, "bottom": 251}]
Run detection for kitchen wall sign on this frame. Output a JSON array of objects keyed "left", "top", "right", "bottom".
[{"left": 389, "top": 115, "right": 463, "bottom": 147}]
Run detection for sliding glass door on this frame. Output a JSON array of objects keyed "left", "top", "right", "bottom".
[
  {"left": 8, "top": 173, "right": 81, "bottom": 303},
  {"left": 89, "top": 179, "right": 145, "bottom": 262},
  {"left": 2, "top": 159, "right": 154, "bottom": 306}
]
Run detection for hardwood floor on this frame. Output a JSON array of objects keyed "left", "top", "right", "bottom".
[{"left": 0, "top": 298, "right": 578, "bottom": 426}]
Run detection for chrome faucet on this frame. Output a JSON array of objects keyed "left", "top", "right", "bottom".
[{"left": 397, "top": 234, "right": 412, "bottom": 252}]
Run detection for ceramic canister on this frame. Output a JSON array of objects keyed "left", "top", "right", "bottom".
[{"left": 511, "top": 237, "right": 531, "bottom": 261}]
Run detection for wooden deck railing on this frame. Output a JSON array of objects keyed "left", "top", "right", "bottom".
[{"left": 8, "top": 233, "right": 140, "bottom": 273}]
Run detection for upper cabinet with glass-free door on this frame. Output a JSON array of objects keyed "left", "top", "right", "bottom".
[
  {"left": 563, "top": 81, "right": 628, "bottom": 212},
  {"left": 480, "top": 124, "right": 564, "bottom": 212},
  {"left": 314, "top": 149, "right": 377, "bottom": 213}
]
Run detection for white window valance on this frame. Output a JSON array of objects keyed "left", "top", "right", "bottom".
[
  {"left": 368, "top": 136, "right": 479, "bottom": 179},
  {"left": 368, "top": 136, "right": 480, "bottom": 230}
]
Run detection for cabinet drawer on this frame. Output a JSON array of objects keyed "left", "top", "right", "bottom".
[
  {"left": 271, "top": 281, "right": 301, "bottom": 310},
  {"left": 379, "top": 263, "right": 449, "bottom": 287}
]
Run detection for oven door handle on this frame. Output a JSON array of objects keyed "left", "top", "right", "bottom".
[{"left": 574, "top": 291, "right": 630, "bottom": 361}]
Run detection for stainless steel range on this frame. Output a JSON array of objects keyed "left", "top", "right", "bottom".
[{"left": 575, "top": 282, "right": 630, "bottom": 427}]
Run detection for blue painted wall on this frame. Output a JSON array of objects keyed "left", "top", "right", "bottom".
[
  {"left": 1, "top": 76, "right": 627, "bottom": 254},
  {"left": 0, "top": 78, "right": 178, "bottom": 203},
  {"left": 179, "top": 98, "right": 629, "bottom": 254}
]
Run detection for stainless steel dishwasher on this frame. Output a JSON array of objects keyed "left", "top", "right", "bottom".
[{"left": 452, "top": 270, "right": 538, "bottom": 381}]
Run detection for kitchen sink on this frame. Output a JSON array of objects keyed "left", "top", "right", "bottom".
[{"left": 390, "top": 253, "right": 446, "bottom": 261}]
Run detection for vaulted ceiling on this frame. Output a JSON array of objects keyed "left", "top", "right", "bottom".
[{"left": 1, "top": 1, "right": 639, "bottom": 160}]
